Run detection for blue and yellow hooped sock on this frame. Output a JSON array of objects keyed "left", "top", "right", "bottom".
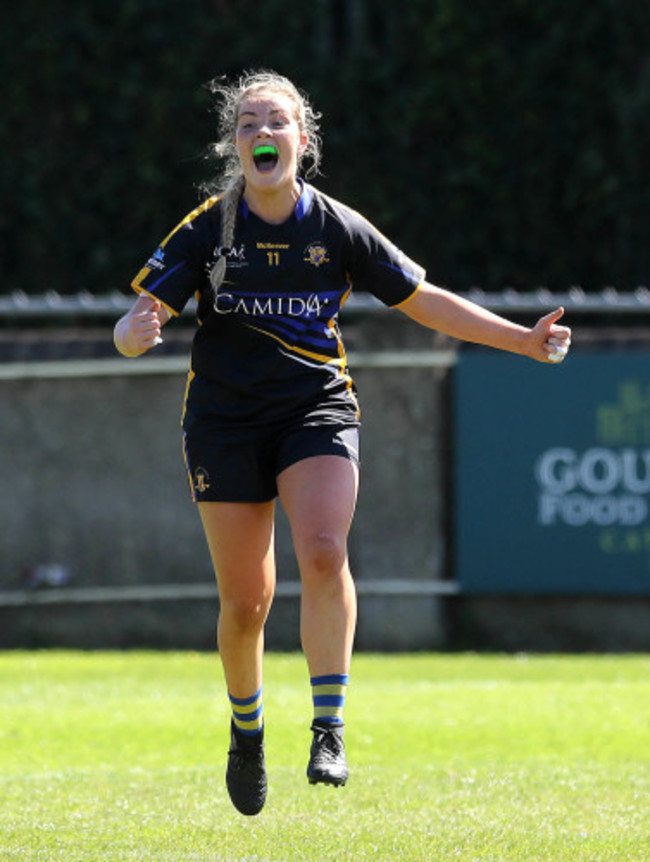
[
  {"left": 311, "top": 673, "right": 349, "bottom": 727},
  {"left": 229, "top": 688, "right": 263, "bottom": 737}
]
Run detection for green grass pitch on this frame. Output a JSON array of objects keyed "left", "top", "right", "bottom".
[{"left": 0, "top": 651, "right": 648, "bottom": 860}]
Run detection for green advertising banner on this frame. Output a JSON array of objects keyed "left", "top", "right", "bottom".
[{"left": 454, "top": 350, "right": 650, "bottom": 594}]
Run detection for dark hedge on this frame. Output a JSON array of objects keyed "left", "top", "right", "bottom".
[{"left": 4, "top": 0, "right": 650, "bottom": 295}]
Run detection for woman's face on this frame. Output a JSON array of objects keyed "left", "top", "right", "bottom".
[{"left": 235, "top": 90, "right": 307, "bottom": 195}]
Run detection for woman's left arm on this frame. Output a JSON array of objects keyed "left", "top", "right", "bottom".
[{"left": 398, "top": 282, "right": 571, "bottom": 364}]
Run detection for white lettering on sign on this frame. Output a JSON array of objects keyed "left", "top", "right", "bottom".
[{"left": 535, "top": 447, "right": 650, "bottom": 526}]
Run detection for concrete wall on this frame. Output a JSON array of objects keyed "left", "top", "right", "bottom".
[
  {"left": 3, "top": 316, "right": 648, "bottom": 652},
  {"left": 0, "top": 313, "right": 449, "bottom": 650}
]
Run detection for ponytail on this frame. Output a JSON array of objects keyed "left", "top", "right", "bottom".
[{"left": 209, "top": 173, "right": 246, "bottom": 295}]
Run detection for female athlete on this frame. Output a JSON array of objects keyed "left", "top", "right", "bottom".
[{"left": 114, "top": 70, "right": 571, "bottom": 816}]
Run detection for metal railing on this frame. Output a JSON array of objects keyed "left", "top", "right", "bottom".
[
  {"left": 2, "top": 285, "right": 647, "bottom": 613},
  {"left": 2, "top": 286, "right": 650, "bottom": 319},
  {"left": 0, "top": 578, "right": 460, "bottom": 608}
]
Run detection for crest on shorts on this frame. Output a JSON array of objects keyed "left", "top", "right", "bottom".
[
  {"left": 303, "top": 242, "right": 330, "bottom": 268},
  {"left": 194, "top": 467, "right": 211, "bottom": 494}
]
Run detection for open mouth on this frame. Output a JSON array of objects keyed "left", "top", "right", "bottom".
[{"left": 253, "top": 145, "right": 279, "bottom": 173}]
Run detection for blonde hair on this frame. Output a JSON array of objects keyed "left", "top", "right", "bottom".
[{"left": 206, "top": 70, "right": 322, "bottom": 294}]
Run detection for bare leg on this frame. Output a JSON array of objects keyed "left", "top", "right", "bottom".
[
  {"left": 198, "top": 501, "right": 276, "bottom": 698},
  {"left": 277, "top": 456, "right": 359, "bottom": 677}
]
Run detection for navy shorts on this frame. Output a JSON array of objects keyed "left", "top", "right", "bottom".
[{"left": 182, "top": 421, "right": 360, "bottom": 503}]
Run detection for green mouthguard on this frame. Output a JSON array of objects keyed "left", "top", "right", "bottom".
[{"left": 253, "top": 145, "right": 278, "bottom": 157}]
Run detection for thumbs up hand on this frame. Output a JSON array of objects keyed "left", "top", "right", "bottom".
[
  {"left": 529, "top": 307, "right": 572, "bottom": 364},
  {"left": 114, "top": 296, "right": 167, "bottom": 357}
]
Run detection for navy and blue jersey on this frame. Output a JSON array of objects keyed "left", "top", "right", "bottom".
[{"left": 132, "top": 182, "right": 425, "bottom": 429}]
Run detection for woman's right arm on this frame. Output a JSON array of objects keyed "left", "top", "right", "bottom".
[{"left": 113, "top": 295, "right": 171, "bottom": 357}]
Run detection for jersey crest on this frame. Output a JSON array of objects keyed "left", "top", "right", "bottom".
[{"left": 303, "top": 242, "right": 330, "bottom": 268}]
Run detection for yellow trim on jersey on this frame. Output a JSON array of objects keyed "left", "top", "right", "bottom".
[
  {"left": 133, "top": 286, "right": 179, "bottom": 318},
  {"left": 335, "top": 286, "right": 353, "bottom": 362},
  {"left": 159, "top": 195, "right": 222, "bottom": 248},
  {"left": 391, "top": 280, "right": 424, "bottom": 309},
  {"left": 245, "top": 323, "right": 349, "bottom": 369},
  {"left": 247, "top": 320, "right": 360, "bottom": 416},
  {"left": 338, "top": 284, "right": 353, "bottom": 313},
  {"left": 131, "top": 195, "right": 222, "bottom": 300},
  {"left": 334, "top": 284, "right": 360, "bottom": 415}
]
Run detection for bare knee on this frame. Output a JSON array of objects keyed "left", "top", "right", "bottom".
[
  {"left": 299, "top": 532, "right": 349, "bottom": 582},
  {"left": 220, "top": 594, "right": 272, "bottom": 636}
]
